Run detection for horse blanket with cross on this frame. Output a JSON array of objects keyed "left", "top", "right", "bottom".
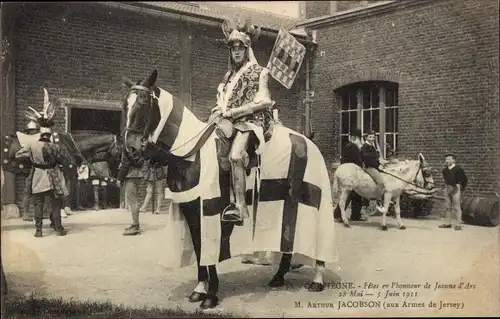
[{"left": 151, "top": 89, "right": 337, "bottom": 268}]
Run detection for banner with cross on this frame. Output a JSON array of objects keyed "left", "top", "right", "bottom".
[{"left": 267, "top": 28, "right": 306, "bottom": 89}]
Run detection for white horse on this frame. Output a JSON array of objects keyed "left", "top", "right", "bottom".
[{"left": 332, "top": 154, "right": 436, "bottom": 230}]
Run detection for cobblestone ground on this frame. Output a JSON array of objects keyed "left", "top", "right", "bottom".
[{"left": 1, "top": 209, "right": 499, "bottom": 317}]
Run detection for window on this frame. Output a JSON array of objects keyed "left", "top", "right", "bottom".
[{"left": 336, "top": 81, "right": 399, "bottom": 158}]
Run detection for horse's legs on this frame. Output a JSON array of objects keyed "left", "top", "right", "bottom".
[
  {"left": 394, "top": 196, "right": 406, "bottom": 230},
  {"left": 307, "top": 260, "right": 326, "bottom": 292},
  {"left": 93, "top": 185, "right": 100, "bottom": 211},
  {"left": 204, "top": 265, "right": 219, "bottom": 298},
  {"left": 198, "top": 264, "right": 220, "bottom": 309},
  {"left": 269, "top": 253, "right": 292, "bottom": 287},
  {"left": 194, "top": 265, "right": 208, "bottom": 294},
  {"left": 179, "top": 202, "right": 209, "bottom": 303},
  {"left": 339, "top": 189, "right": 351, "bottom": 227},
  {"left": 380, "top": 192, "right": 393, "bottom": 231}
]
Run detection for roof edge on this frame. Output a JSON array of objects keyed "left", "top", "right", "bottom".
[{"left": 96, "top": 2, "right": 316, "bottom": 45}]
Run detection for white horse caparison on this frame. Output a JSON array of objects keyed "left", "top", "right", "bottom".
[
  {"left": 120, "top": 70, "right": 337, "bottom": 309},
  {"left": 332, "top": 154, "right": 436, "bottom": 230}
]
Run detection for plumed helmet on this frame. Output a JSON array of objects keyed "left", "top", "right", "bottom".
[
  {"left": 222, "top": 17, "right": 261, "bottom": 48},
  {"left": 23, "top": 88, "right": 57, "bottom": 131},
  {"left": 25, "top": 120, "right": 39, "bottom": 131}
]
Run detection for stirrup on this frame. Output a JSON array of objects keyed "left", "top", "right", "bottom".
[{"left": 221, "top": 203, "right": 244, "bottom": 226}]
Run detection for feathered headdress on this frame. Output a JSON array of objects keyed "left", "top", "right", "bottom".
[
  {"left": 24, "top": 88, "right": 57, "bottom": 130},
  {"left": 222, "top": 17, "right": 261, "bottom": 48}
]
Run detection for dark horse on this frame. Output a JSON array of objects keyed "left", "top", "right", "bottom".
[
  {"left": 121, "top": 70, "right": 337, "bottom": 309},
  {"left": 2, "top": 130, "right": 121, "bottom": 177},
  {"left": 2, "top": 130, "right": 122, "bottom": 211}
]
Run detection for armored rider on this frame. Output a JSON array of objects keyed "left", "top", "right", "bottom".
[
  {"left": 15, "top": 90, "right": 71, "bottom": 237},
  {"left": 210, "top": 19, "right": 275, "bottom": 224},
  {"left": 20, "top": 120, "right": 40, "bottom": 222}
]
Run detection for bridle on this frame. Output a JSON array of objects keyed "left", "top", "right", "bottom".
[
  {"left": 123, "top": 84, "right": 158, "bottom": 159},
  {"left": 123, "top": 83, "right": 219, "bottom": 161},
  {"left": 380, "top": 161, "right": 436, "bottom": 194}
]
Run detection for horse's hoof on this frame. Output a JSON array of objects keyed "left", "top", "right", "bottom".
[
  {"left": 399, "top": 225, "right": 406, "bottom": 230},
  {"left": 200, "top": 294, "right": 218, "bottom": 309},
  {"left": 307, "top": 282, "right": 325, "bottom": 292},
  {"left": 381, "top": 225, "right": 388, "bottom": 231},
  {"left": 268, "top": 275, "right": 285, "bottom": 287},
  {"left": 188, "top": 291, "right": 206, "bottom": 303},
  {"left": 343, "top": 223, "right": 351, "bottom": 228}
]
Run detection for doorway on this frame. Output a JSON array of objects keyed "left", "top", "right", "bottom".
[{"left": 67, "top": 105, "right": 123, "bottom": 209}]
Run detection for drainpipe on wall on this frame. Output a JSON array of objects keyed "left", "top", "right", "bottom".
[
  {"left": 304, "top": 53, "right": 312, "bottom": 138},
  {"left": 303, "top": 30, "right": 317, "bottom": 140}
]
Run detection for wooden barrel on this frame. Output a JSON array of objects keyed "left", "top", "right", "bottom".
[
  {"left": 462, "top": 196, "right": 500, "bottom": 227},
  {"left": 467, "top": 197, "right": 482, "bottom": 218},
  {"left": 461, "top": 196, "right": 474, "bottom": 213},
  {"left": 475, "top": 197, "right": 499, "bottom": 227}
]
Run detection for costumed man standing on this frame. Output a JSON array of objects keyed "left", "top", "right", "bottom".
[
  {"left": 210, "top": 18, "right": 276, "bottom": 225},
  {"left": 15, "top": 89, "right": 70, "bottom": 237},
  {"left": 334, "top": 128, "right": 368, "bottom": 222},
  {"left": 117, "top": 147, "right": 145, "bottom": 236},
  {"left": 361, "top": 130, "right": 390, "bottom": 212},
  {"left": 19, "top": 120, "right": 40, "bottom": 222}
]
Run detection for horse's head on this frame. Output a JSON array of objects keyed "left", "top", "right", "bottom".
[
  {"left": 109, "top": 134, "right": 123, "bottom": 160},
  {"left": 122, "top": 69, "right": 161, "bottom": 161},
  {"left": 391, "top": 153, "right": 435, "bottom": 199}
]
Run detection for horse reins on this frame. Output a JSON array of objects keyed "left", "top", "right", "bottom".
[
  {"left": 124, "top": 85, "right": 218, "bottom": 160},
  {"left": 379, "top": 164, "right": 436, "bottom": 194}
]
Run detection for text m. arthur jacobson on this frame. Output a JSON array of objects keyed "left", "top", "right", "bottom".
[{"left": 295, "top": 300, "right": 382, "bottom": 309}]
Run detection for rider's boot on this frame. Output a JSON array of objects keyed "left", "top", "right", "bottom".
[
  {"left": 222, "top": 132, "right": 250, "bottom": 225},
  {"left": 222, "top": 160, "right": 250, "bottom": 224}
]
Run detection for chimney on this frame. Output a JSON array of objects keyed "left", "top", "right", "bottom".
[{"left": 301, "top": 1, "right": 333, "bottom": 20}]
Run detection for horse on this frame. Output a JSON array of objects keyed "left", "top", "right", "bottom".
[
  {"left": 2, "top": 130, "right": 121, "bottom": 176},
  {"left": 1, "top": 130, "right": 122, "bottom": 211},
  {"left": 120, "top": 69, "right": 337, "bottom": 309},
  {"left": 332, "top": 155, "right": 437, "bottom": 230}
]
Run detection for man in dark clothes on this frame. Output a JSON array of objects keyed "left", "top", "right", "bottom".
[
  {"left": 439, "top": 153, "right": 468, "bottom": 231},
  {"left": 334, "top": 128, "right": 368, "bottom": 222}
]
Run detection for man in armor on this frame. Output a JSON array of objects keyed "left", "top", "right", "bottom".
[
  {"left": 20, "top": 120, "right": 40, "bottom": 222},
  {"left": 210, "top": 19, "right": 275, "bottom": 224},
  {"left": 15, "top": 89, "right": 70, "bottom": 237}
]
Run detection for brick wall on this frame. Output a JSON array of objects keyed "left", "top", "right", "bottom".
[
  {"left": 305, "top": 1, "right": 331, "bottom": 19},
  {"left": 307, "top": 0, "right": 499, "bottom": 197},
  {"left": 11, "top": 3, "right": 305, "bottom": 212}
]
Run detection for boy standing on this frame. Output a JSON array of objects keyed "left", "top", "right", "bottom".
[{"left": 439, "top": 153, "right": 468, "bottom": 230}]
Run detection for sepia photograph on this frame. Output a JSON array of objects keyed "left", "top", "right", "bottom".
[{"left": 1, "top": 1, "right": 499, "bottom": 317}]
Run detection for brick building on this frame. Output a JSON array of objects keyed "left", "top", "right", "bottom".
[
  {"left": 297, "top": 0, "right": 499, "bottom": 197},
  {"left": 1, "top": 0, "right": 499, "bottom": 213},
  {"left": 0, "top": 2, "right": 313, "bottom": 212}
]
